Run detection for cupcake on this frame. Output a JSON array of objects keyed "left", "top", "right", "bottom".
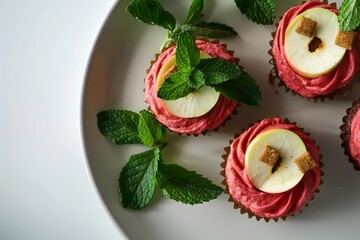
[
  {"left": 145, "top": 40, "right": 239, "bottom": 135},
  {"left": 221, "top": 117, "right": 322, "bottom": 221},
  {"left": 269, "top": 0, "right": 360, "bottom": 100},
  {"left": 340, "top": 99, "right": 360, "bottom": 170}
]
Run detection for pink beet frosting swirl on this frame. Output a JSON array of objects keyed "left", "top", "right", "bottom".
[
  {"left": 349, "top": 108, "right": 360, "bottom": 164},
  {"left": 225, "top": 117, "right": 321, "bottom": 219},
  {"left": 145, "top": 40, "right": 237, "bottom": 134},
  {"left": 272, "top": 0, "right": 360, "bottom": 98}
]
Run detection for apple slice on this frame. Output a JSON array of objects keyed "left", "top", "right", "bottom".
[
  {"left": 284, "top": 8, "right": 346, "bottom": 78},
  {"left": 245, "top": 128, "right": 307, "bottom": 193},
  {"left": 156, "top": 52, "right": 220, "bottom": 118}
]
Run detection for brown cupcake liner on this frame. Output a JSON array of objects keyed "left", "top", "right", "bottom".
[
  {"left": 220, "top": 117, "right": 324, "bottom": 222},
  {"left": 340, "top": 99, "right": 360, "bottom": 171},
  {"left": 144, "top": 38, "right": 241, "bottom": 136},
  {"left": 268, "top": 1, "right": 357, "bottom": 102}
]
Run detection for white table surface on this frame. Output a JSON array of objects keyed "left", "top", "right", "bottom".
[{"left": 0, "top": 1, "right": 126, "bottom": 239}]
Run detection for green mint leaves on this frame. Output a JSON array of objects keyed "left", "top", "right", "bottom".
[
  {"left": 186, "top": 0, "right": 204, "bottom": 24},
  {"left": 234, "top": 0, "right": 276, "bottom": 25},
  {"left": 97, "top": 109, "right": 223, "bottom": 209},
  {"left": 126, "top": 0, "right": 176, "bottom": 31},
  {"left": 175, "top": 31, "right": 200, "bottom": 71},
  {"left": 187, "top": 22, "right": 238, "bottom": 38},
  {"left": 138, "top": 110, "right": 166, "bottom": 147},
  {"left": 119, "top": 148, "right": 159, "bottom": 209},
  {"left": 97, "top": 109, "right": 165, "bottom": 147},
  {"left": 126, "top": 0, "right": 237, "bottom": 49},
  {"left": 157, "top": 32, "right": 261, "bottom": 106},
  {"left": 97, "top": 110, "right": 142, "bottom": 145},
  {"left": 157, "top": 163, "right": 223, "bottom": 204},
  {"left": 338, "top": 0, "right": 360, "bottom": 31}
]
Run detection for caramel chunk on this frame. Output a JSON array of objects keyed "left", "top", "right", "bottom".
[
  {"left": 259, "top": 145, "right": 280, "bottom": 167},
  {"left": 335, "top": 30, "right": 357, "bottom": 50},
  {"left": 295, "top": 151, "right": 317, "bottom": 173},
  {"left": 296, "top": 17, "right": 317, "bottom": 37}
]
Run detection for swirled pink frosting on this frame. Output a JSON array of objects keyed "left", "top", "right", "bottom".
[
  {"left": 225, "top": 117, "right": 321, "bottom": 219},
  {"left": 350, "top": 108, "right": 360, "bottom": 164},
  {"left": 272, "top": 0, "right": 360, "bottom": 98},
  {"left": 145, "top": 40, "right": 237, "bottom": 134}
]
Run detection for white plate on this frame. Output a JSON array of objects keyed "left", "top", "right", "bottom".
[{"left": 82, "top": 1, "right": 360, "bottom": 239}]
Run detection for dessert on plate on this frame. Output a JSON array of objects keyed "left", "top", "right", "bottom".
[
  {"left": 340, "top": 99, "right": 360, "bottom": 170},
  {"left": 145, "top": 40, "right": 240, "bottom": 135},
  {"left": 269, "top": 0, "right": 360, "bottom": 100},
  {"left": 222, "top": 117, "right": 322, "bottom": 221}
]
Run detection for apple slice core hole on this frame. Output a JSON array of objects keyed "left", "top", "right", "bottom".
[
  {"left": 309, "top": 36, "right": 323, "bottom": 53},
  {"left": 271, "top": 155, "right": 283, "bottom": 173}
]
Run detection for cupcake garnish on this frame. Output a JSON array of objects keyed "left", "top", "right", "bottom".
[
  {"left": 244, "top": 128, "right": 317, "bottom": 193},
  {"left": 284, "top": 7, "right": 348, "bottom": 78},
  {"left": 157, "top": 32, "right": 261, "bottom": 107},
  {"left": 282, "top": 0, "right": 360, "bottom": 79}
]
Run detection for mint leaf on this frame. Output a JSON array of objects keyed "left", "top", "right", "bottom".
[
  {"left": 198, "top": 58, "right": 241, "bottom": 84},
  {"left": 186, "top": 0, "right": 204, "bottom": 24},
  {"left": 138, "top": 110, "right": 166, "bottom": 147},
  {"left": 234, "top": 0, "right": 276, "bottom": 25},
  {"left": 212, "top": 73, "right": 261, "bottom": 106},
  {"left": 97, "top": 110, "right": 141, "bottom": 145},
  {"left": 156, "top": 162, "right": 223, "bottom": 204},
  {"left": 190, "top": 22, "right": 238, "bottom": 38},
  {"left": 119, "top": 148, "right": 160, "bottom": 210},
  {"left": 176, "top": 32, "right": 200, "bottom": 72},
  {"left": 126, "top": 0, "right": 176, "bottom": 31},
  {"left": 158, "top": 71, "right": 193, "bottom": 100},
  {"left": 189, "top": 69, "right": 205, "bottom": 89},
  {"left": 338, "top": 0, "right": 360, "bottom": 31}
]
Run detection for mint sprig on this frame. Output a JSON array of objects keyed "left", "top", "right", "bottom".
[
  {"left": 338, "top": 0, "right": 360, "bottom": 31},
  {"left": 157, "top": 32, "right": 261, "bottom": 106},
  {"left": 234, "top": 0, "right": 276, "bottom": 25},
  {"left": 126, "top": 0, "right": 237, "bottom": 50},
  {"left": 97, "top": 109, "right": 223, "bottom": 209},
  {"left": 126, "top": 0, "right": 176, "bottom": 31},
  {"left": 157, "top": 162, "right": 223, "bottom": 204}
]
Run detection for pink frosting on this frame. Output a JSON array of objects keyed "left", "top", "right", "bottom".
[
  {"left": 225, "top": 117, "right": 321, "bottom": 219},
  {"left": 145, "top": 40, "right": 237, "bottom": 134},
  {"left": 272, "top": 0, "right": 360, "bottom": 98},
  {"left": 350, "top": 108, "right": 360, "bottom": 164}
]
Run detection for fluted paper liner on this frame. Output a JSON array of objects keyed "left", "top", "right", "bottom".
[
  {"left": 340, "top": 99, "right": 360, "bottom": 171},
  {"left": 220, "top": 118, "right": 324, "bottom": 222}
]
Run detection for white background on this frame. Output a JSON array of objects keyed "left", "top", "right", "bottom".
[{"left": 0, "top": 1, "right": 125, "bottom": 239}]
